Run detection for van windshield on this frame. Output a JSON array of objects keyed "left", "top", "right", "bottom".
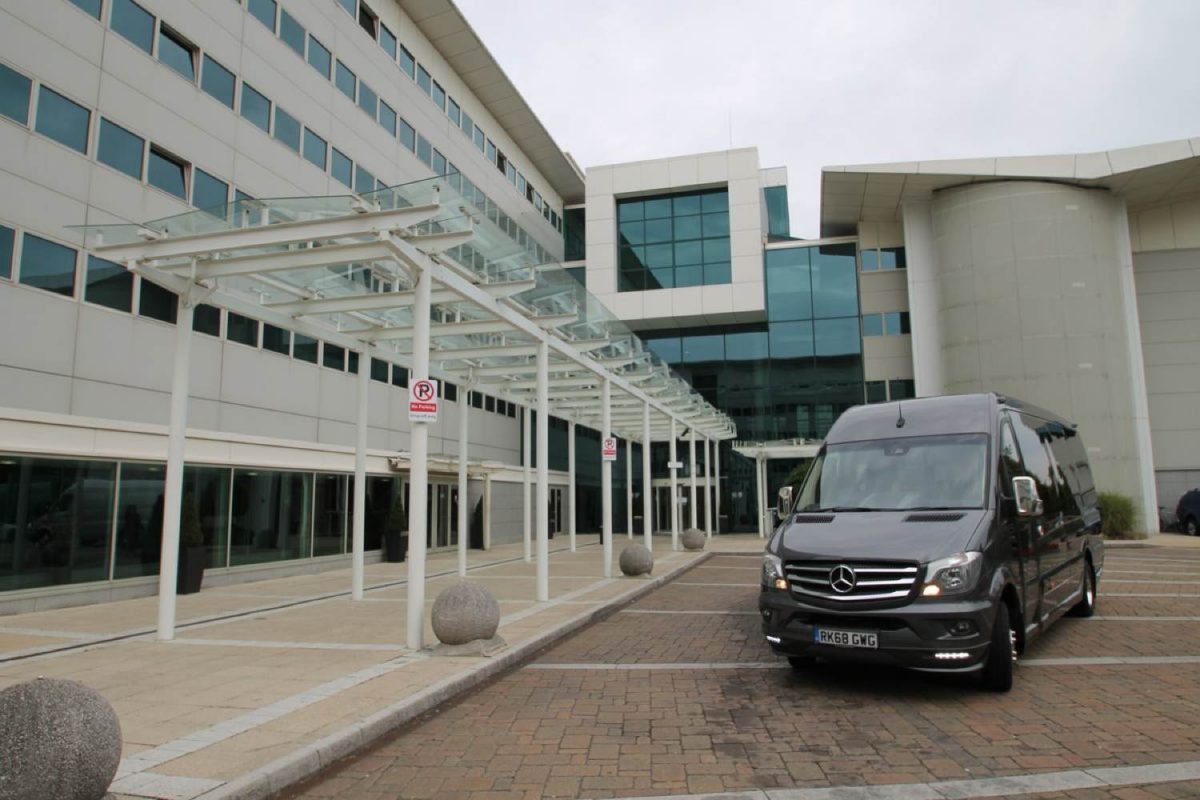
[{"left": 796, "top": 433, "right": 989, "bottom": 512}]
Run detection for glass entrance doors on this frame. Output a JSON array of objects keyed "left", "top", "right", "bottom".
[{"left": 425, "top": 481, "right": 459, "bottom": 551}]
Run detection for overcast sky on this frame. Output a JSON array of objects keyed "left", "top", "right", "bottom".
[{"left": 455, "top": 0, "right": 1200, "bottom": 238}]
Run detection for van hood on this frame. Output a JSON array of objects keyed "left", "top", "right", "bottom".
[{"left": 774, "top": 510, "right": 988, "bottom": 564}]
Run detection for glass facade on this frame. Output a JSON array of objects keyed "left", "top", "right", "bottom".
[
  {"left": 764, "top": 185, "right": 791, "bottom": 241},
  {"left": 617, "top": 188, "right": 731, "bottom": 291}
]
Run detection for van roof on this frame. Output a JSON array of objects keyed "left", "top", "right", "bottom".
[{"left": 824, "top": 392, "right": 1076, "bottom": 445}]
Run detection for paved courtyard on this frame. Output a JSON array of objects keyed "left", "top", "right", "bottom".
[{"left": 286, "top": 543, "right": 1200, "bottom": 800}]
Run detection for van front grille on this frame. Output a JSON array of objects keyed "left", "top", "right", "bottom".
[{"left": 784, "top": 560, "right": 920, "bottom": 603}]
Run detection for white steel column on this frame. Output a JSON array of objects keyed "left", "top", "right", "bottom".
[
  {"left": 535, "top": 341, "right": 550, "bottom": 602},
  {"left": 352, "top": 349, "right": 369, "bottom": 600},
  {"left": 455, "top": 385, "right": 470, "bottom": 578},
  {"left": 642, "top": 402, "right": 652, "bottom": 552},
  {"left": 755, "top": 455, "right": 766, "bottom": 539},
  {"left": 688, "top": 427, "right": 698, "bottom": 530},
  {"left": 157, "top": 296, "right": 194, "bottom": 641},
  {"left": 522, "top": 405, "right": 532, "bottom": 562},
  {"left": 482, "top": 473, "right": 492, "bottom": 550},
  {"left": 714, "top": 442, "right": 721, "bottom": 538},
  {"left": 625, "top": 442, "right": 633, "bottom": 540},
  {"left": 704, "top": 437, "right": 713, "bottom": 538},
  {"left": 405, "top": 264, "right": 432, "bottom": 651},
  {"left": 669, "top": 417, "right": 679, "bottom": 551},
  {"left": 601, "top": 378, "right": 612, "bottom": 578},
  {"left": 567, "top": 420, "right": 576, "bottom": 552}
]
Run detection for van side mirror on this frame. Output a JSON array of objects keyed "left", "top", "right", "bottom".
[
  {"left": 1012, "top": 476, "right": 1043, "bottom": 517},
  {"left": 776, "top": 486, "right": 794, "bottom": 521}
]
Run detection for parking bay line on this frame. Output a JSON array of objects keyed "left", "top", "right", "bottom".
[{"left": 527, "top": 655, "right": 1200, "bottom": 670}]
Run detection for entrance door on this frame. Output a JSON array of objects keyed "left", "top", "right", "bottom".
[
  {"left": 549, "top": 488, "right": 563, "bottom": 536},
  {"left": 425, "top": 482, "right": 460, "bottom": 551}
]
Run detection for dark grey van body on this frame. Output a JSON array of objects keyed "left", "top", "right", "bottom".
[{"left": 759, "top": 393, "right": 1104, "bottom": 690}]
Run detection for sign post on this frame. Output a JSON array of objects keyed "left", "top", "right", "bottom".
[
  {"left": 408, "top": 378, "right": 439, "bottom": 422},
  {"left": 602, "top": 437, "right": 618, "bottom": 462}
]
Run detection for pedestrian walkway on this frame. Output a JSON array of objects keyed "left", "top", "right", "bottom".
[{"left": 0, "top": 534, "right": 764, "bottom": 800}]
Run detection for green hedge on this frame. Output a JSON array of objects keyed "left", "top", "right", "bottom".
[{"left": 1097, "top": 491, "right": 1138, "bottom": 538}]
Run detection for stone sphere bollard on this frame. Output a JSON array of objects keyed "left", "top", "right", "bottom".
[
  {"left": 681, "top": 528, "right": 706, "bottom": 551},
  {"left": 431, "top": 580, "right": 501, "bottom": 646},
  {"left": 0, "top": 677, "right": 122, "bottom": 800},
  {"left": 619, "top": 543, "right": 654, "bottom": 576}
]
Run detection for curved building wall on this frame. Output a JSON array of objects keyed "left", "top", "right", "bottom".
[{"left": 929, "top": 181, "right": 1156, "bottom": 528}]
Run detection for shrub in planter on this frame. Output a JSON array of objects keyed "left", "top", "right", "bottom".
[
  {"left": 1098, "top": 491, "right": 1140, "bottom": 539},
  {"left": 177, "top": 493, "right": 206, "bottom": 595},
  {"left": 384, "top": 492, "right": 408, "bottom": 563}
]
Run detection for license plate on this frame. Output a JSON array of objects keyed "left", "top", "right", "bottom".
[{"left": 814, "top": 628, "right": 878, "bottom": 648}]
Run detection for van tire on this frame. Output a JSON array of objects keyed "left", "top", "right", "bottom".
[
  {"left": 1069, "top": 562, "right": 1097, "bottom": 618},
  {"left": 788, "top": 656, "right": 815, "bottom": 670},
  {"left": 981, "top": 603, "right": 1015, "bottom": 692},
  {"left": 1186, "top": 516, "right": 1198, "bottom": 537}
]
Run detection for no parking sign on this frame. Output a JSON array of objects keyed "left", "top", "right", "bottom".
[
  {"left": 602, "top": 437, "right": 617, "bottom": 462},
  {"left": 408, "top": 378, "right": 439, "bottom": 422}
]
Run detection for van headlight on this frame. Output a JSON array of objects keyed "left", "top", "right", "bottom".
[
  {"left": 921, "top": 551, "right": 983, "bottom": 597},
  {"left": 763, "top": 553, "right": 788, "bottom": 590}
]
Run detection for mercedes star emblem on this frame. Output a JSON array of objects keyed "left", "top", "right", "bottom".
[{"left": 829, "top": 564, "right": 857, "bottom": 594}]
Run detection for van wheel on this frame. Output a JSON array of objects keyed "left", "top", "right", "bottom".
[
  {"left": 981, "top": 603, "right": 1015, "bottom": 692},
  {"left": 1069, "top": 562, "right": 1097, "bottom": 618},
  {"left": 787, "top": 656, "right": 815, "bottom": 670},
  {"left": 1186, "top": 516, "right": 1198, "bottom": 537}
]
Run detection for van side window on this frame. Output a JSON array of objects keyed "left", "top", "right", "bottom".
[
  {"left": 1010, "top": 413, "right": 1071, "bottom": 518},
  {"left": 1041, "top": 422, "right": 1086, "bottom": 517},
  {"left": 998, "top": 420, "right": 1020, "bottom": 496}
]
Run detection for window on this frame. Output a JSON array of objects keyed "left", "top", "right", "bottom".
[
  {"left": 460, "top": 108, "right": 473, "bottom": 137},
  {"left": 378, "top": 101, "right": 396, "bottom": 136},
  {"left": 97, "top": 118, "right": 145, "bottom": 179},
  {"left": 193, "top": 304, "right": 220, "bottom": 336},
  {"left": 302, "top": 128, "right": 327, "bottom": 170},
  {"left": 201, "top": 55, "right": 236, "bottom": 108},
  {"left": 391, "top": 365, "right": 407, "bottom": 387},
  {"left": 335, "top": 61, "right": 356, "bottom": 101},
  {"left": 226, "top": 312, "right": 258, "bottom": 346},
  {"left": 110, "top": 0, "right": 155, "bottom": 54},
  {"left": 248, "top": 0, "right": 277, "bottom": 32},
  {"left": 68, "top": 0, "right": 102, "bottom": 17},
  {"left": 431, "top": 80, "right": 445, "bottom": 110},
  {"left": 768, "top": 320, "right": 815, "bottom": 360},
  {"left": 139, "top": 281, "right": 176, "bottom": 322},
  {"left": 0, "top": 224, "right": 13, "bottom": 280},
  {"left": 880, "top": 247, "right": 906, "bottom": 269},
  {"left": 682, "top": 334, "right": 723, "bottom": 364},
  {"left": 860, "top": 248, "right": 878, "bottom": 271},
  {"left": 240, "top": 83, "right": 271, "bottom": 132},
  {"left": 273, "top": 106, "right": 301, "bottom": 151},
  {"left": 21, "top": 235, "right": 78, "bottom": 297},
  {"left": 262, "top": 323, "right": 289, "bottom": 355},
  {"left": 358, "top": 2, "right": 378, "bottom": 38},
  {"left": 35, "top": 87, "right": 90, "bottom": 154},
  {"left": 323, "top": 343, "right": 345, "bottom": 370},
  {"left": 193, "top": 169, "right": 228, "bottom": 211},
  {"left": 370, "top": 358, "right": 388, "bottom": 382},
  {"left": 157, "top": 26, "right": 196, "bottom": 82},
  {"left": 862, "top": 314, "right": 883, "bottom": 337},
  {"left": 472, "top": 126, "right": 485, "bottom": 152},
  {"left": 279, "top": 9, "right": 306, "bottom": 57},
  {"left": 617, "top": 188, "right": 731, "bottom": 291},
  {"left": 293, "top": 334, "right": 318, "bottom": 363},
  {"left": 0, "top": 63, "right": 31, "bottom": 125},
  {"left": 416, "top": 134, "right": 431, "bottom": 166},
  {"left": 399, "top": 119, "right": 415, "bottom": 151},
  {"left": 431, "top": 150, "right": 446, "bottom": 176},
  {"left": 307, "top": 35, "right": 331, "bottom": 78},
  {"left": 888, "top": 379, "right": 915, "bottom": 401},
  {"left": 416, "top": 65, "right": 432, "bottom": 96},
  {"left": 147, "top": 147, "right": 188, "bottom": 200},
  {"left": 486, "top": 139, "right": 496, "bottom": 164},
  {"left": 230, "top": 469, "right": 312, "bottom": 565},
  {"left": 337, "top": 0, "right": 356, "bottom": 14},
  {"left": 358, "top": 81, "right": 377, "bottom": 116},
  {"left": 883, "top": 311, "right": 911, "bottom": 336},
  {"left": 398, "top": 45, "right": 415, "bottom": 78},
  {"left": 354, "top": 165, "right": 375, "bottom": 194},
  {"left": 379, "top": 24, "right": 398, "bottom": 59},
  {"left": 331, "top": 148, "right": 352, "bottom": 187},
  {"left": 446, "top": 97, "right": 460, "bottom": 126},
  {"left": 85, "top": 255, "right": 131, "bottom": 311}
]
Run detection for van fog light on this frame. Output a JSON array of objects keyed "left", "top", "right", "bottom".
[
  {"left": 949, "top": 620, "right": 975, "bottom": 636},
  {"left": 766, "top": 635, "right": 781, "bottom": 644},
  {"left": 922, "top": 585, "right": 941, "bottom": 597},
  {"left": 773, "top": 578, "right": 789, "bottom": 590},
  {"left": 934, "top": 651, "right": 971, "bottom": 660}
]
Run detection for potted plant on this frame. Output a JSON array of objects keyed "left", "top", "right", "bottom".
[
  {"left": 177, "top": 493, "right": 206, "bottom": 595},
  {"left": 383, "top": 492, "right": 407, "bottom": 563}
]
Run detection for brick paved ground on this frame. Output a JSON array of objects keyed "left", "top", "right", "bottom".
[{"left": 285, "top": 547, "right": 1200, "bottom": 799}]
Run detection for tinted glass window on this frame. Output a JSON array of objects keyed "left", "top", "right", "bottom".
[
  {"left": 35, "top": 87, "right": 90, "bottom": 154},
  {"left": 354, "top": 165, "right": 375, "bottom": 194},
  {"left": 139, "top": 280, "right": 177, "bottom": 323},
  {"left": 307, "top": 36, "right": 331, "bottom": 78},
  {"left": 682, "top": 334, "right": 723, "bottom": 363},
  {"left": 110, "top": 0, "right": 154, "bottom": 53},
  {"left": 391, "top": 365, "right": 407, "bottom": 387},
  {"left": 293, "top": 334, "right": 318, "bottom": 363},
  {"left": 432, "top": 150, "right": 446, "bottom": 176},
  {"left": 20, "top": 234, "right": 76, "bottom": 296},
  {"left": 379, "top": 24, "right": 397, "bottom": 59},
  {"left": 860, "top": 248, "right": 879, "bottom": 271},
  {"left": 313, "top": 474, "right": 348, "bottom": 556},
  {"left": 399, "top": 119, "right": 415, "bottom": 151},
  {"left": 273, "top": 106, "right": 301, "bottom": 150},
  {"left": 472, "top": 126, "right": 485, "bottom": 151},
  {"left": 768, "top": 320, "right": 814, "bottom": 360},
  {"left": 814, "top": 317, "right": 861, "bottom": 357},
  {"left": 398, "top": 45, "right": 415, "bottom": 78},
  {"left": 323, "top": 343, "right": 345, "bottom": 370},
  {"left": 865, "top": 380, "right": 887, "bottom": 403},
  {"left": 158, "top": 27, "right": 195, "bottom": 82},
  {"left": 262, "top": 323, "right": 289, "bottom": 355},
  {"left": 446, "top": 97, "right": 460, "bottom": 125},
  {"left": 370, "top": 358, "right": 388, "bottom": 382},
  {"left": 248, "top": 0, "right": 277, "bottom": 31},
  {"left": 240, "top": 83, "right": 270, "bottom": 132},
  {"left": 226, "top": 312, "right": 258, "bottom": 346},
  {"left": 192, "top": 168, "right": 228, "bottom": 211},
  {"left": 85, "top": 255, "right": 131, "bottom": 311},
  {"left": 431, "top": 81, "right": 445, "bottom": 110},
  {"left": 1009, "top": 412, "right": 1058, "bottom": 512},
  {"left": 337, "top": 0, "right": 356, "bottom": 14},
  {"left": 0, "top": 224, "right": 13, "bottom": 280},
  {"left": 69, "top": 0, "right": 102, "bottom": 16},
  {"left": 0, "top": 63, "right": 31, "bottom": 125},
  {"left": 725, "top": 330, "right": 768, "bottom": 361},
  {"left": 279, "top": 9, "right": 305, "bottom": 57},
  {"left": 193, "top": 304, "right": 220, "bottom": 336},
  {"left": 97, "top": 118, "right": 144, "bottom": 179},
  {"left": 378, "top": 101, "right": 396, "bottom": 136},
  {"left": 201, "top": 55, "right": 236, "bottom": 108},
  {"left": 331, "top": 148, "right": 352, "bottom": 187},
  {"left": 302, "top": 128, "right": 327, "bottom": 170},
  {"left": 888, "top": 379, "right": 914, "bottom": 401},
  {"left": 229, "top": 469, "right": 312, "bottom": 565},
  {"left": 416, "top": 65, "right": 431, "bottom": 95},
  {"left": 460, "top": 109, "right": 473, "bottom": 137},
  {"left": 416, "top": 134, "right": 431, "bottom": 165},
  {"left": 335, "top": 61, "right": 356, "bottom": 100},
  {"left": 811, "top": 244, "right": 859, "bottom": 319},
  {"left": 147, "top": 148, "right": 187, "bottom": 199},
  {"left": 862, "top": 314, "right": 883, "bottom": 336},
  {"left": 884, "top": 311, "right": 911, "bottom": 336},
  {"left": 880, "top": 247, "right": 906, "bottom": 269},
  {"left": 357, "top": 81, "right": 377, "bottom": 116}
]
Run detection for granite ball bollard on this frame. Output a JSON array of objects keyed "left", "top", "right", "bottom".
[
  {"left": 619, "top": 543, "right": 654, "bottom": 576},
  {"left": 0, "top": 677, "right": 122, "bottom": 800},
  {"left": 431, "top": 580, "right": 500, "bottom": 645},
  {"left": 681, "top": 528, "right": 706, "bottom": 551}
]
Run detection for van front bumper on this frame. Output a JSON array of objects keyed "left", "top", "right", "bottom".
[{"left": 759, "top": 589, "right": 995, "bottom": 671}]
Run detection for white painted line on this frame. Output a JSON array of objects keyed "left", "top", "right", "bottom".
[
  {"left": 1107, "top": 579, "right": 1200, "bottom": 584},
  {"left": 527, "top": 661, "right": 786, "bottom": 670},
  {"left": 1024, "top": 655, "right": 1200, "bottom": 666},
  {"left": 171, "top": 638, "right": 407, "bottom": 652},
  {"left": 1089, "top": 615, "right": 1200, "bottom": 621},
  {"left": 1106, "top": 569, "right": 1200, "bottom": 576},
  {"left": 621, "top": 609, "right": 759, "bottom": 616},
  {"left": 1106, "top": 592, "right": 1200, "bottom": 597}
]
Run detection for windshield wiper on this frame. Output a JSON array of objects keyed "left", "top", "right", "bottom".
[{"left": 810, "top": 506, "right": 889, "bottom": 513}]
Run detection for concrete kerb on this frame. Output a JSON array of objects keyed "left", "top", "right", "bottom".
[{"left": 193, "top": 550, "right": 716, "bottom": 800}]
